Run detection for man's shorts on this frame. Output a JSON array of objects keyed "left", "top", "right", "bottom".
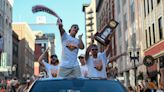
[{"left": 58, "top": 66, "right": 81, "bottom": 78}]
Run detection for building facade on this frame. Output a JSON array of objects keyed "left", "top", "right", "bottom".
[
  {"left": 115, "top": 0, "right": 146, "bottom": 87},
  {"left": 142, "top": 0, "right": 164, "bottom": 85},
  {"left": 12, "top": 22, "right": 35, "bottom": 79},
  {"left": 12, "top": 31, "right": 19, "bottom": 78},
  {"left": 0, "top": 0, "right": 13, "bottom": 78},
  {"left": 82, "top": 0, "right": 97, "bottom": 48},
  {"left": 34, "top": 31, "right": 51, "bottom": 61}
]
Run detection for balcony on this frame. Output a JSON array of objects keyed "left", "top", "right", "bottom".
[
  {"left": 86, "top": 22, "right": 94, "bottom": 26},
  {"left": 87, "top": 16, "right": 94, "bottom": 20},
  {"left": 88, "top": 29, "right": 94, "bottom": 32},
  {"left": 87, "top": 10, "right": 93, "bottom": 14}
]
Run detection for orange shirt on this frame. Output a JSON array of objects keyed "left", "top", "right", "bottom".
[{"left": 148, "top": 82, "right": 156, "bottom": 89}]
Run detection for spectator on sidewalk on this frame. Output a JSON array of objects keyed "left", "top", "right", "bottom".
[{"left": 10, "top": 77, "right": 18, "bottom": 92}]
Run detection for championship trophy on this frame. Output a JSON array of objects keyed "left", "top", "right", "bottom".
[{"left": 94, "top": 19, "right": 119, "bottom": 46}]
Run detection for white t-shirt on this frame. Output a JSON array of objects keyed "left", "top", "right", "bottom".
[
  {"left": 60, "top": 33, "right": 80, "bottom": 68},
  {"left": 80, "top": 65, "right": 88, "bottom": 77},
  {"left": 86, "top": 52, "right": 108, "bottom": 78},
  {"left": 42, "top": 60, "right": 58, "bottom": 78},
  {"left": 156, "top": 90, "right": 163, "bottom": 92}
]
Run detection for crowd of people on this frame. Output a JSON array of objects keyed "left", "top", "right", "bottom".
[
  {"left": 127, "top": 78, "right": 164, "bottom": 92},
  {"left": 1, "top": 18, "right": 163, "bottom": 92},
  {"left": 0, "top": 18, "right": 127, "bottom": 92},
  {"left": 0, "top": 76, "right": 36, "bottom": 92},
  {"left": 37, "top": 18, "right": 127, "bottom": 79}
]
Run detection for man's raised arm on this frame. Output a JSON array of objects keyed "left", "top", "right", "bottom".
[
  {"left": 38, "top": 47, "right": 49, "bottom": 67},
  {"left": 57, "top": 19, "right": 65, "bottom": 36}
]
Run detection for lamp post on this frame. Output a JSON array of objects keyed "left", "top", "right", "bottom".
[{"left": 129, "top": 48, "right": 140, "bottom": 86}]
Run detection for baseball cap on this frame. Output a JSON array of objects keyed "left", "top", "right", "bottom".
[
  {"left": 51, "top": 54, "right": 58, "bottom": 59},
  {"left": 78, "top": 54, "right": 85, "bottom": 59}
]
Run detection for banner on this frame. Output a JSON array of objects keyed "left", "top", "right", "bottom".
[{"left": 0, "top": 52, "right": 7, "bottom": 67}]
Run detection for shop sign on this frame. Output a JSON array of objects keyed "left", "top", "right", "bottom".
[{"left": 143, "top": 55, "right": 155, "bottom": 67}]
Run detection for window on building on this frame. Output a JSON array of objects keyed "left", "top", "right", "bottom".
[
  {"left": 13, "top": 44, "right": 18, "bottom": 57},
  {"left": 0, "top": 15, "right": 3, "bottom": 30},
  {"left": 117, "top": 0, "right": 120, "bottom": 14},
  {"left": 131, "top": 33, "right": 136, "bottom": 48},
  {"left": 157, "top": 0, "right": 160, "bottom": 4},
  {"left": 152, "top": 23, "right": 155, "bottom": 43},
  {"left": 118, "top": 24, "right": 122, "bottom": 37},
  {"left": 125, "top": 40, "right": 128, "bottom": 51},
  {"left": 130, "top": 1, "right": 135, "bottom": 23},
  {"left": 151, "top": 0, "right": 153, "bottom": 10},
  {"left": 0, "top": 0, "right": 2, "bottom": 8},
  {"left": 147, "top": 0, "right": 149, "bottom": 14},
  {"left": 149, "top": 27, "right": 152, "bottom": 46},
  {"left": 145, "top": 30, "right": 148, "bottom": 48},
  {"left": 144, "top": 0, "right": 146, "bottom": 17},
  {"left": 123, "top": 14, "right": 127, "bottom": 30},
  {"left": 158, "top": 17, "right": 163, "bottom": 40},
  {"left": 122, "top": 0, "right": 126, "bottom": 6}
]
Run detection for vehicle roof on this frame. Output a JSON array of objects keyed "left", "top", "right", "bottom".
[
  {"left": 28, "top": 77, "right": 127, "bottom": 92},
  {"left": 37, "top": 77, "right": 118, "bottom": 81}
]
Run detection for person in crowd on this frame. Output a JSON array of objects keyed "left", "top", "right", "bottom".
[
  {"left": 160, "top": 60, "right": 164, "bottom": 88},
  {"left": 38, "top": 47, "right": 59, "bottom": 78},
  {"left": 17, "top": 81, "right": 26, "bottom": 92},
  {"left": 57, "top": 19, "right": 84, "bottom": 77},
  {"left": 10, "top": 77, "right": 18, "bottom": 92},
  {"left": 78, "top": 54, "right": 88, "bottom": 77},
  {"left": 147, "top": 78, "right": 157, "bottom": 90},
  {"left": 136, "top": 84, "right": 144, "bottom": 92},
  {"left": 156, "top": 77, "right": 164, "bottom": 92},
  {"left": 0, "top": 86, "right": 6, "bottom": 92},
  {"left": 127, "top": 86, "right": 134, "bottom": 92}
]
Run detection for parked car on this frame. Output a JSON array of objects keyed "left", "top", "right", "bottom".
[{"left": 27, "top": 78, "right": 127, "bottom": 92}]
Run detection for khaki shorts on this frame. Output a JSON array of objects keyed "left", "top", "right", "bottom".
[{"left": 58, "top": 66, "right": 81, "bottom": 78}]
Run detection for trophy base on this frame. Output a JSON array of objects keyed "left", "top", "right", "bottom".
[{"left": 95, "top": 36, "right": 109, "bottom": 46}]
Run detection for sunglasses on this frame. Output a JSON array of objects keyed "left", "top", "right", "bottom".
[
  {"left": 72, "top": 26, "right": 79, "bottom": 31},
  {"left": 51, "top": 57, "right": 57, "bottom": 60},
  {"left": 79, "top": 57, "right": 84, "bottom": 59},
  {"left": 91, "top": 48, "right": 98, "bottom": 51}
]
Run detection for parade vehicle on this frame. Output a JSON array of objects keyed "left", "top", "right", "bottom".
[{"left": 27, "top": 78, "right": 127, "bottom": 92}]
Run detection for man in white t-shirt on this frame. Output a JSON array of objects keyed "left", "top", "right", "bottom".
[
  {"left": 85, "top": 43, "right": 126, "bottom": 78},
  {"left": 78, "top": 54, "right": 88, "bottom": 77},
  {"left": 57, "top": 19, "right": 84, "bottom": 77},
  {"left": 85, "top": 44, "right": 109, "bottom": 78},
  {"left": 38, "top": 48, "right": 59, "bottom": 78}
]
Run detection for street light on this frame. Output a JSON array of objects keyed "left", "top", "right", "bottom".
[{"left": 129, "top": 47, "right": 140, "bottom": 86}]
